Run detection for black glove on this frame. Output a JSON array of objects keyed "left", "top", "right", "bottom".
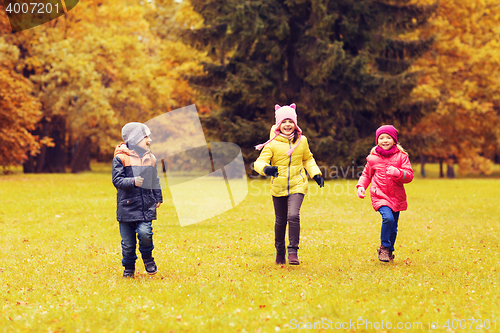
[
  {"left": 264, "top": 166, "right": 279, "bottom": 177},
  {"left": 313, "top": 175, "right": 324, "bottom": 188}
]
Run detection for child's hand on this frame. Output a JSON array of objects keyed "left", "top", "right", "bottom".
[
  {"left": 134, "top": 176, "right": 144, "bottom": 187},
  {"left": 264, "top": 166, "right": 279, "bottom": 177},
  {"left": 156, "top": 202, "right": 161, "bottom": 208},
  {"left": 386, "top": 166, "right": 401, "bottom": 178},
  {"left": 313, "top": 175, "right": 324, "bottom": 188},
  {"left": 357, "top": 186, "right": 365, "bottom": 199}
]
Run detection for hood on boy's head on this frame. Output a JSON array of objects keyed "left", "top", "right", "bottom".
[
  {"left": 121, "top": 122, "right": 151, "bottom": 146},
  {"left": 114, "top": 143, "right": 129, "bottom": 157}
]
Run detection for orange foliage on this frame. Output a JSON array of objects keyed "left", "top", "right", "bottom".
[
  {"left": 407, "top": 0, "right": 500, "bottom": 174},
  {"left": 0, "top": 7, "right": 43, "bottom": 169}
]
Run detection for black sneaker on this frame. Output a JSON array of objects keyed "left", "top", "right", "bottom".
[
  {"left": 123, "top": 265, "right": 135, "bottom": 278},
  {"left": 144, "top": 257, "right": 157, "bottom": 275}
]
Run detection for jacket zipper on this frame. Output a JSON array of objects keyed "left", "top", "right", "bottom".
[
  {"left": 141, "top": 154, "right": 146, "bottom": 220},
  {"left": 287, "top": 139, "right": 292, "bottom": 195}
]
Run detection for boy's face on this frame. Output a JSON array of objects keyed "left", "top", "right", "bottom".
[{"left": 137, "top": 136, "right": 152, "bottom": 150}]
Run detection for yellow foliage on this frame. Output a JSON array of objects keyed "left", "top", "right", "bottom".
[
  {"left": 1, "top": 0, "right": 208, "bottom": 163},
  {"left": 0, "top": 33, "right": 42, "bottom": 168},
  {"left": 409, "top": 0, "right": 500, "bottom": 174}
]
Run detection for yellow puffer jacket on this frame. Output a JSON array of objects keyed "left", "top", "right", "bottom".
[{"left": 254, "top": 126, "right": 322, "bottom": 197}]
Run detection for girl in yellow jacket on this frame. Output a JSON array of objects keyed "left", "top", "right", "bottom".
[{"left": 254, "top": 103, "right": 324, "bottom": 265}]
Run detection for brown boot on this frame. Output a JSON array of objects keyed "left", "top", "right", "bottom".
[
  {"left": 389, "top": 251, "right": 395, "bottom": 262},
  {"left": 275, "top": 253, "right": 286, "bottom": 265},
  {"left": 377, "top": 246, "right": 390, "bottom": 262},
  {"left": 288, "top": 253, "right": 300, "bottom": 265}
]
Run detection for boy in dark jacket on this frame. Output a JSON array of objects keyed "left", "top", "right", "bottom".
[{"left": 112, "top": 122, "right": 163, "bottom": 278}]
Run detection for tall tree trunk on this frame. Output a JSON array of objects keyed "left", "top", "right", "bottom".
[
  {"left": 285, "top": 19, "right": 302, "bottom": 97},
  {"left": 23, "top": 116, "right": 67, "bottom": 173},
  {"left": 70, "top": 136, "right": 92, "bottom": 173},
  {"left": 420, "top": 154, "right": 426, "bottom": 177},
  {"left": 439, "top": 159, "right": 444, "bottom": 178},
  {"left": 23, "top": 118, "right": 48, "bottom": 173},
  {"left": 35, "top": 120, "right": 50, "bottom": 173},
  {"left": 446, "top": 158, "right": 455, "bottom": 178},
  {"left": 44, "top": 115, "right": 66, "bottom": 173},
  {"left": 23, "top": 154, "right": 36, "bottom": 173}
]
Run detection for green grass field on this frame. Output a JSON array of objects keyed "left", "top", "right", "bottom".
[{"left": 1, "top": 163, "right": 500, "bottom": 332}]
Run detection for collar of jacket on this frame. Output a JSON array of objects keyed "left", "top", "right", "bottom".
[
  {"left": 114, "top": 143, "right": 151, "bottom": 161},
  {"left": 275, "top": 135, "right": 294, "bottom": 143},
  {"left": 128, "top": 144, "right": 148, "bottom": 157}
]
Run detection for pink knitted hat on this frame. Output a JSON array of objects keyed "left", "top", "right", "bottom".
[
  {"left": 376, "top": 125, "right": 398, "bottom": 144},
  {"left": 255, "top": 103, "right": 302, "bottom": 156}
]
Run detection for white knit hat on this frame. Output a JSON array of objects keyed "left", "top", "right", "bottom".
[{"left": 121, "top": 122, "right": 151, "bottom": 146}]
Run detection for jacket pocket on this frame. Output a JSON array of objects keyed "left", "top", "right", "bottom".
[
  {"left": 117, "top": 196, "right": 142, "bottom": 220},
  {"left": 143, "top": 192, "right": 156, "bottom": 209},
  {"left": 144, "top": 193, "right": 157, "bottom": 221}
]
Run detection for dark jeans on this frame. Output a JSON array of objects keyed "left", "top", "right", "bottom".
[
  {"left": 272, "top": 194, "right": 305, "bottom": 255},
  {"left": 378, "top": 206, "right": 400, "bottom": 252},
  {"left": 119, "top": 221, "right": 154, "bottom": 267}
]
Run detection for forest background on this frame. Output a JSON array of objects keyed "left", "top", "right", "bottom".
[{"left": 1, "top": 0, "right": 499, "bottom": 177}]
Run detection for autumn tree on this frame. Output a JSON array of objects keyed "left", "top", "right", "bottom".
[
  {"left": 0, "top": 9, "right": 43, "bottom": 171},
  {"left": 145, "top": 0, "right": 211, "bottom": 110},
  {"left": 408, "top": 0, "right": 500, "bottom": 176},
  {"left": 1, "top": 0, "right": 205, "bottom": 172},
  {"left": 181, "top": 0, "right": 437, "bottom": 175}
]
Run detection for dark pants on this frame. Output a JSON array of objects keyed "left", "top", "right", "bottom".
[
  {"left": 378, "top": 206, "right": 400, "bottom": 252},
  {"left": 272, "top": 194, "right": 305, "bottom": 255},
  {"left": 119, "top": 221, "right": 154, "bottom": 267}
]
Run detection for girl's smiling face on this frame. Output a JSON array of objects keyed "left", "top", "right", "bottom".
[
  {"left": 377, "top": 134, "right": 395, "bottom": 150},
  {"left": 280, "top": 119, "right": 295, "bottom": 136}
]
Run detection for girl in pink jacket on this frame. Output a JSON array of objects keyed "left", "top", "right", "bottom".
[{"left": 356, "top": 125, "right": 413, "bottom": 262}]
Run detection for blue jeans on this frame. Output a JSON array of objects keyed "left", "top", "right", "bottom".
[
  {"left": 119, "top": 221, "right": 154, "bottom": 267},
  {"left": 378, "top": 206, "right": 400, "bottom": 252}
]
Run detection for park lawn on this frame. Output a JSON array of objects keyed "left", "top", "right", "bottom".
[{"left": 1, "top": 164, "right": 500, "bottom": 332}]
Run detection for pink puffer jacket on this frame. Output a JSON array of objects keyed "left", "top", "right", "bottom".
[{"left": 357, "top": 149, "right": 413, "bottom": 212}]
